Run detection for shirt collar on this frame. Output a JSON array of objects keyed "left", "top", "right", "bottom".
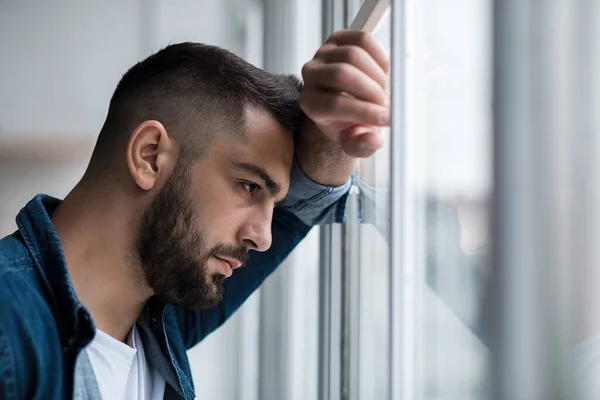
[{"left": 16, "top": 194, "right": 95, "bottom": 351}]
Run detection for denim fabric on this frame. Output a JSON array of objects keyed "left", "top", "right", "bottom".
[
  {"left": 280, "top": 159, "right": 352, "bottom": 225},
  {"left": 0, "top": 171, "right": 349, "bottom": 399}
]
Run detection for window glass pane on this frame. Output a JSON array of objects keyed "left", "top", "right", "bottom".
[
  {"left": 405, "top": 0, "right": 492, "bottom": 397},
  {"left": 348, "top": 1, "right": 491, "bottom": 398}
]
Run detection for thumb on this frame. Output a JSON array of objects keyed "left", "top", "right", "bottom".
[{"left": 340, "top": 126, "right": 384, "bottom": 158}]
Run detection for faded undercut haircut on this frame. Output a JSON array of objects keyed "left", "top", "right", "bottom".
[{"left": 87, "top": 42, "right": 305, "bottom": 175}]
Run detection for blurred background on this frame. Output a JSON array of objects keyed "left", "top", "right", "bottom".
[
  {"left": 0, "top": 1, "right": 322, "bottom": 399},
  {"left": 1, "top": 1, "right": 598, "bottom": 399}
]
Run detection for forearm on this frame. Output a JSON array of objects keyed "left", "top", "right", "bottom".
[{"left": 295, "top": 119, "right": 356, "bottom": 187}]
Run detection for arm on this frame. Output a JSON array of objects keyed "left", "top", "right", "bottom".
[
  {"left": 294, "top": 119, "right": 356, "bottom": 188},
  {"left": 0, "top": 327, "right": 13, "bottom": 400}
]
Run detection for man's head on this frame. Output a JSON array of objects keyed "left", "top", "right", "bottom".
[{"left": 86, "top": 43, "right": 304, "bottom": 309}]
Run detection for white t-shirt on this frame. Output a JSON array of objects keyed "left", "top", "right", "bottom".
[{"left": 85, "top": 325, "right": 166, "bottom": 400}]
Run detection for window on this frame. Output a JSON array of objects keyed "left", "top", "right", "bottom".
[
  {"left": 401, "top": 0, "right": 492, "bottom": 397},
  {"left": 321, "top": 0, "right": 493, "bottom": 398},
  {"left": 323, "top": 1, "right": 599, "bottom": 398}
]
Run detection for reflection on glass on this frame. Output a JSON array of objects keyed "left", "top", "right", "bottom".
[
  {"left": 408, "top": 0, "right": 492, "bottom": 398},
  {"left": 355, "top": 0, "right": 491, "bottom": 398}
]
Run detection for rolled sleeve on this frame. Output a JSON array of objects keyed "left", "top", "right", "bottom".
[{"left": 279, "top": 159, "right": 352, "bottom": 225}]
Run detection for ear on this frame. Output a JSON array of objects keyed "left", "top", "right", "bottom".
[{"left": 126, "top": 120, "right": 175, "bottom": 191}]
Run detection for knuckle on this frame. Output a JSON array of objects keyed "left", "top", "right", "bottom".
[
  {"left": 326, "top": 30, "right": 342, "bottom": 44},
  {"left": 356, "top": 30, "right": 373, "bottom": 47},
  {"left": 331, "top": 65, "right": 354, "bottom": 86},
  {"left": 315, "top": 44, "right": 335, "bottom": 60},
  {"left": 343, "top": 46, "right": 362, "bottom": 65},
  {"left": 314, "top": 48, "right": 327, "bottom": 60},
  {"left": 301, "top": 62, "right": 315, "bottom": 80}
]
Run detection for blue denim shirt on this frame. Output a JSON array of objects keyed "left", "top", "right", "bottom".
[{"left": 0, "top": 161, "right": 351, "bottom": 400}]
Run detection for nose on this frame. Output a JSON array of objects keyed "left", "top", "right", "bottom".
[{"left": 238, "top": 206, "right": 273, "bottom": 252}]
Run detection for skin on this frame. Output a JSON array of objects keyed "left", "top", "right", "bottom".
[
  {"left": 298, "top": 29, "right": 390, "bottom": 185},
  {"left": 51, "top": 30, "right": 390, "bottom": 343}
]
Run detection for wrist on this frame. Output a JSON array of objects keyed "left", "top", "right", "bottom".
[{"left": 295, "top": 120, "right": 356, "bottom": 187}]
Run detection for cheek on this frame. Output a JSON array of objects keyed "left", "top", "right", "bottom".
[
  {"left": 197, "top": 195, "right": 248, "bottom": 242},
  {"left": 189, "top": 169, "right": 251, "bottom": 244}
]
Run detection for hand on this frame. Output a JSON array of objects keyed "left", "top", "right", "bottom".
[{"left": 299, "top": 30, "right": 390, "bottom": 158}]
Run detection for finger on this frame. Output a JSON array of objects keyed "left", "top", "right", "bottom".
[
  {"left": 316, "top": 45, "right": 387, "bottom": 89},
  {"left": 326, "top": 30, "right": 389, "bottom": 73},
  {"left": 340, "top": 127, "right": 384, "bottom": 158},
  {"left": 313, "top": 43, "right": 337, "bottom": 58},
  {"left": 302, "top": 61, "right": 387, "bottom": 105},
  {"left": 299, "top": 90, "right": 390, "bottom": 127}
]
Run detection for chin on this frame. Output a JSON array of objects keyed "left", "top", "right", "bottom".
[
  {"left": 190, "top": 281, "right": 225, "bottom": 309},
  {"left": 188, "top": 293, "right": 223, "bottom": 310}
]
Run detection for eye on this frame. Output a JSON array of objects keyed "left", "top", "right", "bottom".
[{"left": 240, "top": 181, "right": 259, "bottom": 195}]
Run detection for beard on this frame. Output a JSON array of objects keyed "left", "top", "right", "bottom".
[{"left": 134, "top": 159, "right": 248, "bottom": 309}]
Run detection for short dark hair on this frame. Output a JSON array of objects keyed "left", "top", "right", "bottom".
[{"left": 88, "top": 42, "right": 305, "bottom": 172}]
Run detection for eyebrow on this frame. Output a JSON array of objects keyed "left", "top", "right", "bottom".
[{"left": 233, "top": 162, "right": 283, "bottom": 200}]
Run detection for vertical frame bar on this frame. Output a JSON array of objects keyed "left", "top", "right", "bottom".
[
  {"left": 389, "top": 0, "right": 406, "bottom": 399},
  {"left": 319, "top": 224, "right": 344, "bottom": 400},
  {"left": 341, "top": 186, "right": 361, "bottom": 400},
  {"left": 318, "top": 4, "right": 348, "bottom": 400}
]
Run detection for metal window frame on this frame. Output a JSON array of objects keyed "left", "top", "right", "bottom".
[
  {"left": 318, "top": 1, "right": 349, "bottom": 398},
  {"left": 389, "top": 0, "right": 406, "bottom": 399},
  {"left": 349, "top": 0, "right": 391, "bottom": 31}
]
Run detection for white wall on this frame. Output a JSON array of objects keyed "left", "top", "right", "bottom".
[
  {"left": 0, "top": 155, "right": 90, "bottom": 234},
  {"left": 0, "top": 0, "right": 246, "bottom": 140}
]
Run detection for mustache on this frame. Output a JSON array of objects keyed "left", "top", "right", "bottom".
[{"left": 209, "top": 243, "right": 249, "bottom": 267}]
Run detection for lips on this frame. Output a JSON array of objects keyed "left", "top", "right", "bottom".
[
  {"left": 213, "top": 256, "right": 243, "bottom": 278},
  {"left": 213, "top": 257, "right": 233, "bottom": 277},
  {"left": 214, "top": 256, "right": 242, "bottom": 269}
]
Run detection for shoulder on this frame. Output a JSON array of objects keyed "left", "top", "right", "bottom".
[
  {"left": 0, "top": 232, "right": 58, "bottom": 338},
  {"left": 0, "top": 233, "right": 63, "bottom": 399},
  {"left": 0, "top": 232, "right": 46, "bottom": 317},
  {"left": 0, "top": 232, "right": 33, "bottom": 271}
]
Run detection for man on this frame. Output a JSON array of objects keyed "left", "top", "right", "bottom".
[{"left": 0, "top": 30, "right": 389, "bottom": 400}]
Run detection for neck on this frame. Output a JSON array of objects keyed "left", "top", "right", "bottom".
[{"left": 52, "top": 179, "right": 152, "bottom": 342}]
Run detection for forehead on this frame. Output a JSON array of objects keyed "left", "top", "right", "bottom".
[
  {"left": 240, "top": 106, "right": 295, "bottom": 162},
  {"left": 192, "top": 107, "right": 295, "bottom": 187}
]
